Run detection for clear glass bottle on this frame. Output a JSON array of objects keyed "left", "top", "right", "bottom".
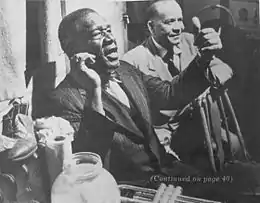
[{"left": 51, "top": 152, "right": 120, "bottom": 203}]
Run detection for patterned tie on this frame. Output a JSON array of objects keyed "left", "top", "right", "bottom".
[
  {"left": 105, "top": 80, "right": 130, "bottom": 109},
  {"left": 173, "top": 45, "right": 182, "bottom": 71},
  {"left": 163, "top": 46, "right": 182, "bottom": 77}
]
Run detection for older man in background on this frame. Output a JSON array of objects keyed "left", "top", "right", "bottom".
[{"left": 123, "top": 0, "right": 241, "bottom": 169}]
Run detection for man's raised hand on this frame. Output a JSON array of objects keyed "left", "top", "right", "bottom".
[
  {"left": 192, "top": 16, "right": 222, "bottom": 54},
  {"left": 71, "top": 52, "right": 101, "bottom": 89}
]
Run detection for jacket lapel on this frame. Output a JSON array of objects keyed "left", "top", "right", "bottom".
[
  {"left": 116, "top": 62, "right": 161, "bottom": 161},
  {"left": 101, "top": 90, "right": 145, "bottom": 139},
  {"left": 144, "top": 35, "right": 198, "bottom": 76},
  {"left": 143, "top": 37, "right": 173, "bottom": 81},
  {"left": 66, "top": 75, "right": 144, "bottom": 139},
  {"left": 116, "top": 62, "right": 151, "bottom": 126}
]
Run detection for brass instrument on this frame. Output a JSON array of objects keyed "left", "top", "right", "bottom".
[{"left": 119, "top": 184, "right": 221, "bottom": 203}]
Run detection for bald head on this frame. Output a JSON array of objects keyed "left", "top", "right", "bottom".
[
  {"left": 146, "top": 0, "right": 184, "bottom": 49},
  {"left": 146, "top": 0, "right": 182, "bottom": 22}
]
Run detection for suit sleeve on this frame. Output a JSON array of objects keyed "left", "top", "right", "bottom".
[
  {"left": 207, "top": 57, "right": 233, "bottom": 86},
  {"left": 140, "top": 56, "right": 213, "bottom": 110},
  {"left": 47, "top": 90, "right": 117, "bottom": 161}
]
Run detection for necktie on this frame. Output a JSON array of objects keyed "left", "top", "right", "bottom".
[
  {"left": 173, "top": 46, "right": 182, "bottom": 70},
  {"left": 105, "top": 80, "right": 130, "bottom": 109},
  {"left": 163, "top": 46, "right": 182, "bottom": 77}
]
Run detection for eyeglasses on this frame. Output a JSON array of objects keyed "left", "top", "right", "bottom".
[{"left": 90, "top": 26, "right": 113, "bottom": 40}]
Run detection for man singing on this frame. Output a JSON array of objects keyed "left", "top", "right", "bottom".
[{"left": 42, "top": 7, "right": 259, "bottom": 201}]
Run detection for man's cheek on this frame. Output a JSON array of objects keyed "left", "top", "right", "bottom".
[
  {"left": 159, "top": 25, "right": 170, "bottom": 34},
  {"left": 156, "top": 26, "right": 169, "bottom": 37}
]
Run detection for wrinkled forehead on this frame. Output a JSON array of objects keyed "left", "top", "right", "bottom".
[
  {"left": 75, "top": 12, "right": 109, "bottom": 33},
  {"left": 153, "top": 1, "right": 183, "bottom": 20}
]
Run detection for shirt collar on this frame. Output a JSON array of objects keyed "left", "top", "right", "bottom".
[
  {"left": 151, "top": 36, "right": 182, "bottom": 58},
  {"left": 103, "top": 71, "right": 122, "bottom": 90},
  {"left": 151, "top": 37, "right": 167, "bottom": 58}
]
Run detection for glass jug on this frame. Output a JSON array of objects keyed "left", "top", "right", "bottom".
[{"left": 51, "top": 152, "right": 120, "bottom": 203}]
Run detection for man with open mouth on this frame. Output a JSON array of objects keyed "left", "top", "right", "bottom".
[{"left": 40, "top": 6, "right": 260, "bottom": 202}]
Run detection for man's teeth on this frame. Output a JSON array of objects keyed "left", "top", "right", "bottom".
[{"left": 106, "top": 52, "right": 118, "bottom": 58}]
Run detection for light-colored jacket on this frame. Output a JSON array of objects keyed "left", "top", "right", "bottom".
[{"left": 122, "top": 33, "right": 198, "bottom": 81}]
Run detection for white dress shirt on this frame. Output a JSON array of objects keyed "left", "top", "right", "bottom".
[{"left": 105, "top": 80, "right": 130, "bottom": 109}]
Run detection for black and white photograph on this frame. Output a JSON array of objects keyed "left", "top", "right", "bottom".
[{"left": 0, "top": 0, "right": 260, "bottom": 202}]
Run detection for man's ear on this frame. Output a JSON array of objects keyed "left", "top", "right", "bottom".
[
  {"left": 60, "top": 37, "right": 74, "bottom": 58},
  {"left": 147, "top": 20, "right": 154, "bottom": 35}
]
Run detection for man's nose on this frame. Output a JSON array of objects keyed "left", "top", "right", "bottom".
[
  {"left": 172, "top": 22, "right": 184, "bottom": 33},
  {"left": 102, "top": 31, "right": 115, "bottom": 42}
]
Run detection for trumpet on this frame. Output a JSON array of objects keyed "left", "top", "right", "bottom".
[{"left": 119, "top": 184, "right": 221, "bottom": 203}]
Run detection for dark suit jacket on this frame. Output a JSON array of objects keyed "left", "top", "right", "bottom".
[{"left": 44, "top": 60, "right": 212, "bottom": 182}]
